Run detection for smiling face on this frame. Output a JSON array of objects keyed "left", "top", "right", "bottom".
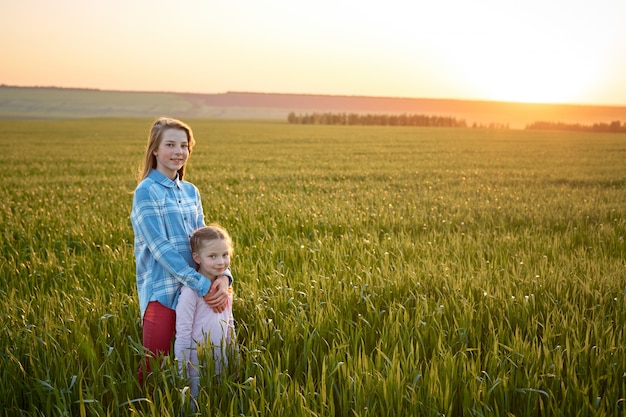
[
  {"left": 153, "top": 128, "right": 190, "bottom": 179},
  {"left": 192, "top": 239, "right": 232, "bottom": 280}
]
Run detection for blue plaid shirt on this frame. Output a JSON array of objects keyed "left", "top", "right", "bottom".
[{"left": 131, "top": 169, "right": 229, "bottom": 318}]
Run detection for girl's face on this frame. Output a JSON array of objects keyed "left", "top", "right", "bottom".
[
  {"left": 192, "top": 240, "right": 231, "bottom": 279},
  {"left": 153, "top": 128, "right": 189, "bottom": 179}
]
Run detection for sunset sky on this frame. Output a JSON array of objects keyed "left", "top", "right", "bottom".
[{"left": 2, "top": 0, "right": 625, "bottom": 105}]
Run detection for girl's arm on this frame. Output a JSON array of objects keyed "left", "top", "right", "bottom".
[
  {"left": 203, "top": 275, "right": 231, "bottom": 312},
  {"left": 174, "top": 287, "right": 196, "bottom": 373}
]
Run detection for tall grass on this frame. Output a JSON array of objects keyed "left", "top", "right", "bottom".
[{"left": 1, "top": 119, "right": 625, "bottom": 416}]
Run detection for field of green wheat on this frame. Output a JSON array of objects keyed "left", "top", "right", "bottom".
[{"left": 1, "top": 119, "right": 625, "bottom": 416}]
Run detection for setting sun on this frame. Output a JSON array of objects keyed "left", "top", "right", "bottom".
[
  {"left": 452, "top": 35, "right": 603, "bottom": 104},
  {"left": 434, "top": 1, "right": 622, "bottom": 104}
]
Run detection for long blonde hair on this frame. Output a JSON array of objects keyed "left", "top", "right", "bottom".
[{"left": 138, "top": 117, "right": 196, "bottom": 182}]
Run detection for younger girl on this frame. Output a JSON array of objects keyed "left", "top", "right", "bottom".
[
  {"left": 175, "top": 224, "right": 236, "bottom": 399},
  {"left": 131, "top": 117, "right": 231, "bottom": 384}
]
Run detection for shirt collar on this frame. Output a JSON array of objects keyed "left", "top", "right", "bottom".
[{"left": 148, "top": 169, "right": 181, "bottom": 188}]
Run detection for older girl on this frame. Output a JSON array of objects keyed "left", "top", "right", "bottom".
[{"left": 131, "top": 117, "right": 231, "bottom": 384}]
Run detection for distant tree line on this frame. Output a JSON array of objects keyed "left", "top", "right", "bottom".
[
  {"left": 287, "top": 112, "right": 468, "bottom": 128},
  {"left": 470, "top": 122, "right": 510, "bottom": 129},
  {"left": 526, "top": 120, "right": 626, "bottom": 133},
  {"left": 286, "top": 111, "right": 626, "bottom": 133}
]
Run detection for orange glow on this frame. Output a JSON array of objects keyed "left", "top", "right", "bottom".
[{"left": 0, "top": 1, "right": 625, "bottom": 105}]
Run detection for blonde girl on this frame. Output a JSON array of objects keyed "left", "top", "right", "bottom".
[
  {"left": 131, "top": 117, "right": 231, "bottom": 384},
  {"left": 175, "top": 224, "right": 236, "bottom": 399}
]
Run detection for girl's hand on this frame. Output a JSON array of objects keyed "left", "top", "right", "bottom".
[{"left": 203, "top": 275, "right": 230, "bottom": 313}]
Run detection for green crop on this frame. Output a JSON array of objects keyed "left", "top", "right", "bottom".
[{"left": 1, "top": 119, "right": 625, "bottom": 416}]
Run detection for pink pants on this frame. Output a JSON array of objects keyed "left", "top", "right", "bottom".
[{"left": 138, "top": 301, "right": 176, "bottom": 385}]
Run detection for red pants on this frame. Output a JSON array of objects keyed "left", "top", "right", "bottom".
[{"left": 138, "top": 301, "right": 176, "bottom": 385}]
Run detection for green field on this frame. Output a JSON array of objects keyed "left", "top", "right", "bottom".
[{"left": 1, "top": 119, "right": 625, "bottom": 416}]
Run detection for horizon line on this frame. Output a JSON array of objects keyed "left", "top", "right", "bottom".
[{"left": 2, "top": 83, "right": 625, "bottom": 108}]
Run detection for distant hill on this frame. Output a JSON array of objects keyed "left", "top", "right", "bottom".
[{"left": 2, "top": 85, "right": 626, "bottom": 129}]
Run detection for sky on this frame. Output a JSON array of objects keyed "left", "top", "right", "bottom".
[{"left": 1, "top": 0, "right": 626, "bottom": 105}]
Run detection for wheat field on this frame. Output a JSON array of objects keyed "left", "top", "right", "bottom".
[{"left": 1, "top": 119, "right": 625, "bottom": 416}]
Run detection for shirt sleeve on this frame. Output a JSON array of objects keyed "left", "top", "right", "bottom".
[
  {"left": 174, "top": 287, "right": 196, "bottom": 372},
  {"left": 193, "top": 186, "right": 234, "bottom": 286}
]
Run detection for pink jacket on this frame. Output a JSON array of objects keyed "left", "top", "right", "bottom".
[{"left": 174, "top": 284, "right": 234, "bottom": 396}]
